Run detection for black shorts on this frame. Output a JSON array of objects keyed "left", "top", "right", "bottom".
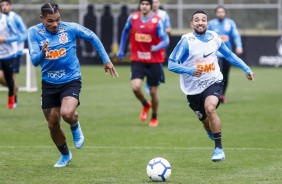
[
  {"left": 131, "top": 62, "right": 163, "bottom": 86},
  {"left": 41, "top": 79, "right": 82, "bottom": 109},
  {"left": 13, "top": 55, "right": 22, "bottom": 73},
  {"left": 187, "top": 81, "right": 224, "bottom": 121}
]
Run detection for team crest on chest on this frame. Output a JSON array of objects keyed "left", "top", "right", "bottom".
[
  {"left": 151, "top": 17, "right": 158, "bottom": 24},
  {"left": 58, "top": 32, "right": 68, "bottom": 44},
  {"left": 38, "top": 29, "right": 45, "bottom": 34}
]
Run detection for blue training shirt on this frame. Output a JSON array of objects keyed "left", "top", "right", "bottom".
[
  {"left": 28, "top": 21, "right": 110, "bottom": 84},
  {"left": 208, "top": 18, "right": 242, "bottom": 57},
  {"left": 168, "top": 31, "right": 252, "bottom": 75},
  {"left": 8, "top": 11, "right": 28, "bottom": 56}
]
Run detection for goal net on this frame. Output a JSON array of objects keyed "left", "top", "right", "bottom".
[{"left": 0, "top": 48, "right": 38, "bottom": 92}]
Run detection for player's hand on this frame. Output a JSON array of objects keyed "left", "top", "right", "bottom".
[
  {"left": 0, "top": 36, "right": 6, "bottom": 43},
  {"left": 151, "top": 45, "right": 157, "bottom": 52},
  {"left": 116, "top": 51, "right": 124, "bottom": 60},
  {"left": 104, "top": 61, "right": 119, "bottom": 78},
  {"left": 42, "top": 39, "right": 49, "bottom": 56},
  {"left": 193, "top": 68, "right": 203, "bottom": 77},
  {"left": 246, "top": 72, "right": 255, "bottom": 81},
  {"left": 236, "top": 47, "right": 243, "bottom": 55}
]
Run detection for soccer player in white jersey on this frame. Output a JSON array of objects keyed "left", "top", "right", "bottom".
[
  {"left": 28, "top": 3, "right": 118, "bottom": 167},
  {"left": 168, "top": 10, "right": 254, "bottom": 162},
  {"left": 0, "top": 11, "right": 18, "bottom": 109},
  {"left": 152, "top": 0, "right": 171, "bottom": 35},
  {"left": 0, "top": 0, "right": 28, "bottom": 108}
]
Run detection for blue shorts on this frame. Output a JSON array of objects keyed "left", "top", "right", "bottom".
[
  {"left": 41, "top": 79, "right": 82, "bottom": 109},
  {"left": 187, "top": 81, "right": 224, "bottom": 121}
]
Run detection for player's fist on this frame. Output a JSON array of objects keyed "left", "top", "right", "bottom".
[
  {"left": 193, "top": 68, "right": 203, "bottom": 77},
  {"left": 116, "top": 51, "right": 124, "bottom": 60},
  {"left": 246, "top": 72, "right": 255, "bottom": 81}
]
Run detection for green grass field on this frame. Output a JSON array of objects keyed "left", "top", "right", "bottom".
[{"left": 0, "top": 66, "right": 282, "bottom": 183}]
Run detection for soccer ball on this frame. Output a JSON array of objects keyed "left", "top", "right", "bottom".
[{"left": 146, "top": 157, "right": 171, "bottom": 182}]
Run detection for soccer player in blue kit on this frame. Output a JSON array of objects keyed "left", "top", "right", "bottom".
[
  {"left": 208, "top": 6, "right": 243, "bottom": 103},
  {"left": 168, "top": 10, "right": 254, "bottom": 162},
  {"left": 28, "top": 3, "right": 118, "bottom": 167}
]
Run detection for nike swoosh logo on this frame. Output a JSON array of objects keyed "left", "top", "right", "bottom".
[{"left": 203, "top": 52, "right": 213, "bottom": 58}]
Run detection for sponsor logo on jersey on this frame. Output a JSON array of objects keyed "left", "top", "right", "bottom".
[
  {"left": 197, "top": 77, "right": 216, "bottom": 89},
  {"left": 58, "top": 32, "right": 68, "bottom": 44},
  {"left": 132, "top": 14, "right": 139, "bottom": 19},
  {"left": 197, "top": 62, "right": 216, "bottom": 72},
  {"left": 46, "top": 48, "right": 66, "bottom": 59},
  {"left": 224, "top": 22, "right": 231, "bottom": 32},
  {"left": 135, "top": 33, "right": 152, "bottom": 43},
  {"left": 47, "top": 69, "right": 66, "bottom": 79},
  {"left": 38, "top": 29, "right": 45, "bottom": 34},
  {"left": 137, "top": 51, "right": 151, "bottom": 60},
  {"left": 203, "top": 52, "right": 214, "bottom": 58},
  {"left": 196, "top": 58, "right": 216, "bottom": 72},
  {"left": 220, "top": 35, "right": 229, "bottom": 42}
]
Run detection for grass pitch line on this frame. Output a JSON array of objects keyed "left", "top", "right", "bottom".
[{"left": 0, "top": 145, "right": 281, "bottom": 151}]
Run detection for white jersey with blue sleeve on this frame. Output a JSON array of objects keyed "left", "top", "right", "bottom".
[
  {"left": 8, "top": 11, "right": 28, "bottom": 56},
  {"left": 28, "top": 21, "right": 110, "bottom": 84},
  {"left": 156, "top": 9, "right": 171, "bottom": 31},
  {"left": 0, "top": 13, "right": 18, "bottom": 60},
  {"left": 168, "top": 30, "right": 252, "bottom": 95}
]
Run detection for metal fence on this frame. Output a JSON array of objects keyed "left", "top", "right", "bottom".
[{"left": 12, "top": 0, "right": 282, "bottom": 34}]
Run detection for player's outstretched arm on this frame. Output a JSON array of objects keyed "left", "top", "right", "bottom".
[
  {"left": 219, "top": 42, "right": 255, "bottom": 81},
  {"left": 168, "top": 37, "right": 196, "bottom": 75},
  {"left": 116, "top": 15, "right": 132, "bottom": 59},
  {"left": 27, "top": 28, "right": 47, "bottom": 66}
]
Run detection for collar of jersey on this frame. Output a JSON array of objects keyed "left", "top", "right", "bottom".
[
  {"left": 193, "top": 32, "right": 210, "bottom": 43},
  {"left": 140, "top": 11, "right": 154, "bottom": 23}
]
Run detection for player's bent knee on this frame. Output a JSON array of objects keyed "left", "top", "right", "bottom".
[
  {"left": 205, "top": 105, "right": 216, "bottom": 116},
  {"left": 48, "top": 122, "right": 60, "bottom": 131}
]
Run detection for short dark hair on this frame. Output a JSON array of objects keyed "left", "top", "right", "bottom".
[
  {"left": 41, "top": 3, "right": 59, "bottom": 17},
  {"left": 0, "top": 0, "right": 11, "bottom": 4},
  {"left": 191, "top": 10, "right": 207, "bottom": 20},
  {"left": 215, "top": 6, "right": 226, "bottom": 13}
]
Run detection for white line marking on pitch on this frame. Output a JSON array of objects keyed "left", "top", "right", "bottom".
[{"left": 0, "top": 146, "right": 281, "bottom": 151}]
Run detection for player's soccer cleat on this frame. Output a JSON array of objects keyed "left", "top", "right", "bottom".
[
  {"left": 206, "top": 130, "right": 214, "bottom": 140},
  {"left": 140, "top": 102, "right": 152, "bottom": 122},
  {"left": 70, "top": 122, "right": 84, "bottom": 149},
  {"left": 149, "top": 118, "right": 158, "bottom": 127},
  {"left": 211, "top": 147, "right": 225, "bottom": 162},
  {"left": 7, "top": 95, "right": 15, "bottom": 109},
  {"left": 54, "top": 152, "right": 72, "bottom": 168}
]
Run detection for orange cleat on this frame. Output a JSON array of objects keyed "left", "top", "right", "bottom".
[
  {"left": 149, "top": 118, "right": 158, "bottom": 127},
  {"left": 140, "top": 102, "right": 152, "bottom": 122},
  {"left": 7, "top": 95, "right": 15, "bottom": 109}
]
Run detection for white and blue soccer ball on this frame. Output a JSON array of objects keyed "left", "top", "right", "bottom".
[{"left": 146, "top": 157, "right": 171, "bottom": 182}]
